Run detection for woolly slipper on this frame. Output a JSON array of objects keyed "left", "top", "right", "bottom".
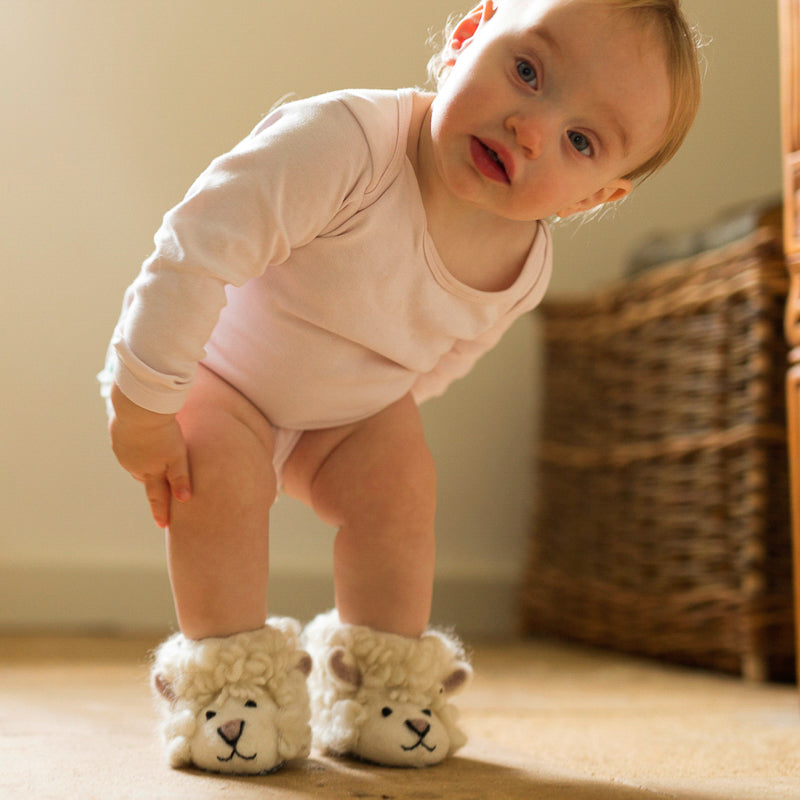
[
  {"left": 303, "top": 610, "right": 471, "bottom": 767},
  {"left": 151, "top": 617, "right": 312, "bottom": 774}
]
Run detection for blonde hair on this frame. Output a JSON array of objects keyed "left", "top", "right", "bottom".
[{"left": 427, "top": 0, "right": 703, "bottom": 183}]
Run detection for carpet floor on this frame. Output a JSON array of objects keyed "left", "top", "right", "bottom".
[{"left": 0, "top": 633, "right": 798, "bottom": 799}]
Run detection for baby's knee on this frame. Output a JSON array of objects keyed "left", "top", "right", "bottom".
[
  {"left": 178, "top": 409, "right": 278, "bottom": 507},
  {"left": 366, "top": 442, "right": 437, "bottom": 534},
  {"left": 394, "top": 439, "right": 437, "bottom": 504}
]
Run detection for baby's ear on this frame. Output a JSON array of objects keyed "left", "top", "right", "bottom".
[
  {"left": 445, "top": 1, "right": 497, "bottom": 65},
  {"left": 557, "top": 179, "right": 633, "bottom": 218}
]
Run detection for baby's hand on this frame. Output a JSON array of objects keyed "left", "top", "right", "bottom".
[{"left": 108, "top": 384, "right": 191, "bottom": 528}]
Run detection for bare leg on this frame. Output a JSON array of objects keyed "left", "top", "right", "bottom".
[
  {"left": 167, "top": 365, "right": 277, "bottom": 640},
  {"left": 283, "top": 394, "right": 436, "bottom": 638}
]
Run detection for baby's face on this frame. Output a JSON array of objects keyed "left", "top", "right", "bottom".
[{"left": 428, "top": 0, "right": 672, "bottom": 220}]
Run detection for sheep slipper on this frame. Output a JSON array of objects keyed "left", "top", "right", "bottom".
[
  {"left": 151, "top": 617, "right": 312, "bottom": 774},
  {"left": 302, "top": 610, "right": 472, "bottom": 767}
]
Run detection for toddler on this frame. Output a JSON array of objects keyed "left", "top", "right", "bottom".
[{"left": 102, "top": 0, "right": 701, "bottom": 773}]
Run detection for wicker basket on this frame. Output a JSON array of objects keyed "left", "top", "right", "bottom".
[{"left": 519, "top": 222, "right": 795, "bottom": 681}]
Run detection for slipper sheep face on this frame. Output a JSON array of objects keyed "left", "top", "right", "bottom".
[
  {"left": 190, "top": 691, "right": 282, "bottom": 774},
  {"left": 355, "top": 699, "right": 451, "bottom": 767}
]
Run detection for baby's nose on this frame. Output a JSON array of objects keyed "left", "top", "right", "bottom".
[{"left": 506, "top": 113, "right": 545, "bottom": 159}]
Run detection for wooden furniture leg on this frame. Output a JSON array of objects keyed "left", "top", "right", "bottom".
[
  {"left": 787, "top": 357, "right": 800, "bottom": 687},
  {"left": 779, "top": 0, "right": 800, "bottom": 688}
]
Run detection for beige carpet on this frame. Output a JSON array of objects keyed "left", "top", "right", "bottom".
[{"left": 1, "top": 633, "right": 798, "bottom": 799}]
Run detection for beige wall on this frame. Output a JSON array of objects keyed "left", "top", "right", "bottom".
[{"left": 0, "top": 0, "right": 781, "bottom": 632}]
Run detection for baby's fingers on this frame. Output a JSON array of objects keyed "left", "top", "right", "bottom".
[
  {"left": 166, "top": 454, "right": 192, "bottom": 504},
  {"left": 145, "top": 477, "right": 172, "bottom": 529}
]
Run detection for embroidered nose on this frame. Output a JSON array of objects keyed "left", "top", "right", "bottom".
[
  {"left": 218, "top": 719, "right": 244, "bottom": 745},
  {"left": 405, "top": 718, "right": 431, "bottom": 737}
]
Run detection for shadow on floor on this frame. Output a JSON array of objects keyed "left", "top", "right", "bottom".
[{"left": 191, "top": 753, "right": 698, "bottom": 800}]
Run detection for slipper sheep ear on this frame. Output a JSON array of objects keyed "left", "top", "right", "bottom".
[
  {"left": 153, "top": 673, "right": 177, "bottom": 705},
  {"left": 295, "top": 652, "right": 313, "bottom": 678},
  {"left": 328, "top": 647, "right": 362, "bottom": 688},
  {"left": 442, "top": 662, "right": 472, "bottom": 695}
]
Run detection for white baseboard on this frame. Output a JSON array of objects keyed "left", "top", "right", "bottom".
[{"left": 0, "top": 563, "right": 519, "bottom": 638}]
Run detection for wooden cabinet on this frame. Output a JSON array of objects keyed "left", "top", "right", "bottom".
[{"left": 780, "top": 0, "right": 800, "bottom": 686}]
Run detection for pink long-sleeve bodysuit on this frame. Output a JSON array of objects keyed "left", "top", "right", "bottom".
[{"left": 105, "top": 89, "right": 552, "bottom": 471}]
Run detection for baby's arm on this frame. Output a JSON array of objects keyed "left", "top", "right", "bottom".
[
  {"left": 112, "top": 95, "right": 375, "bottom": 418},
  {"left": 108, "top": 382, "right": 191, "bottom": 528}
]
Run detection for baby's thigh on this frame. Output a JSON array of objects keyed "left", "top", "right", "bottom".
[
  {"left": 281, "top": 393, "right": 435, "bottom": 522},
  {"left": 177, "top": 365, "right": 278, "bottom": 497}
]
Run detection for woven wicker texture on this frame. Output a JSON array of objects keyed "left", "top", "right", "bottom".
[{"left": 520, "top": 224, "right": 795, "bottom": 681}]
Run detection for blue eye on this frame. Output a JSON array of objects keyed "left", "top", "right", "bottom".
[
  {"left": 568, "top": 131, "right": 592, "bottom": 156},
  {"left": 516, "top": 59, "right": 538, "bottom": 89}
]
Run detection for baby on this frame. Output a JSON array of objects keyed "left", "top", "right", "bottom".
[{"left": 102, "top": 0, "right": 701, "bottom": 773}]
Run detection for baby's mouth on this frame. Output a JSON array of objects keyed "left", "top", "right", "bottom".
[
  {"left": 483, "top": 142, "right": 508, "bottom": 178},
  {"left": 486, "top": 147, "right": 505, "bottom": 171},
  {"left": 471, "top": 137, "right": 511, "bottom": 184}
]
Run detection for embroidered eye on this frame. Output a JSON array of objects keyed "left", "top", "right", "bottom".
[
  {"left": 205, "top": 710, "right": 217, "bottom": 720},
  {"left": 245, "top": 700, "right": 257, "bottom": 708},
  {"left": 381, "top": 706, "right": 393, "bottom": 717},
  {"left": 568, "top": 131, "right": 592, "bottom": 156},
  {"left": 516, "top": 59, "right": 538, "bottom": 89}
]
